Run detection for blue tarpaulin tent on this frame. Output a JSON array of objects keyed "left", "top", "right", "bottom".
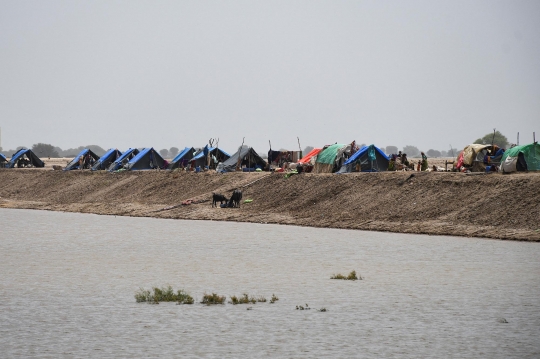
[
  {"left": 91, "top": 148, "right": 122, "bottom": 171},
  {"left": 189, "top": 146, "right": 230, "bottom": 169},
  {"left": 125, "top": 147, "right": 165, "bottom": 170},
  {"left": 108, "top": 148, "right": 140, "bottom": 171},
  {"left": 339, "top": 144, "right": 389, "bottom": 172},
  {"left": 6, "top": 149, "right": 45, "bottom": 168},
  {"left": 0, "top": 153, "right": 7, "bottom": 168},
  {"left": 168, "top": 147, "right": 195, "bottom": 170},
  {"left": 64, "top": 149, "right": 100, "bottom": 170}
]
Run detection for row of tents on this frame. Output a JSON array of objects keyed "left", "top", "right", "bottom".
[{"left": 1, "top": 142, "right": 538, "bottom": 174}]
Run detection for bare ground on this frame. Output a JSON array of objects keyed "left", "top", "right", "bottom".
[{"left": 0, "top": 169, "right": 539, "bottom": 241}]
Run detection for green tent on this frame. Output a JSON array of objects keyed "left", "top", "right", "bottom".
[
  {"left": 313, "top": 144, "right": 348, "bottom": 173},
  {"left": 500, "top": 142, "right": 540, "bottom": 172}
]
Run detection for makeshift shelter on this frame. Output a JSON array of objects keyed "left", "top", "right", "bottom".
[
  {"left": 108, "top": 148, "right": 140, "bottom": 171},
  {"left": 313, "top": 144, "right": 351, "bottom": 173},
  {"left": 189, "top": 146, "right": 230, "bottom": 169},
  {"left": 168, "top": 147, "right": 195, "bottom": 170},
  {"left": 501, "top": 143, "right": 540, "bottom": 173},
  {"left": 64, "top": 149, "right": 100, "bottom": 170},
  {"left": 0, "top": 153, "right": 7, "bottom": 168},
  {"left": 298, "top": 148, "right": 322, "bottom": 165},
  {"left": 455, "top": 144, "right": 502, "bottom": 172},
  {"left": 91, "top": 148, "right": 122, "bottom": 171},
  {"left": 268, "top": 150, "right": 302, "bottom": 167},
  {"left": 124, "top": 147, "right": 165, "bottom": 170},
  {"left": 217, "top": 146, "right": 266, "bottom": 172},
  {"left": 6, "top": 149, "right": 45, "bottom": 168},
  {"left": 339, "top": 144, "right": 389, "bottom": 173}
]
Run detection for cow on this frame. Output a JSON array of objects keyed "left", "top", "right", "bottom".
[
  {"left": 212, "top": 193, "right": 228, "bottom": 208},
  {"left": 228, "top": 189, "right": 243, "bottom": 208}
]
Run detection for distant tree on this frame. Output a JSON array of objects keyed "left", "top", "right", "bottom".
[
  {"left": 169, "top": 147, "right": 179, "bottom": 157},
  {"left": 32, "top": 143, "right": 59, "bottom": 157},
  {"left": 426, "top": 149, "right": 441, "bottom": 158},
  {"left": 385, "top": 146, "right": 398, "bottom": 155},
  {"left": 159, "top": 148, "right": 169, "bottom": 158},
  {"left": 402, "top": 145, "right": 420, "bottom": 157},
  {"left": 440, "top": 150, "right": 447, "bottom": 157},
  {"left": 447, "top": 148, "right": 459, "bottom": 158},
  {"left": 474, "top": 131, "right": 509, "bottom": 149},
  {"left": 85, "top": 145, "right": 106, "bottom": 156},
  {"left": 303, "top": 146, "right": 314, "bottom": 155}
]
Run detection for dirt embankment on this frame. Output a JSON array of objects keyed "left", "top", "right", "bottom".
[{"left": 0, "top": 169, "right": 539, "bottom": 241}]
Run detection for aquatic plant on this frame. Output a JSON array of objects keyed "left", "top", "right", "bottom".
[
  {"left": 269, "top": 294, "right": 279, "bottom": 304},
  {"left": 201, "top": 293, "right": 226, "bottom": 305},
  {"left": 296, "top": 304, "right": 310, "bottom": 310},
  {"left": 134, "top": 286, "right": 193, "bottom": 304},
  {"left": 317, "top": 308, "right": 327, "bottom": 312},
  {"left": 330, "top": 270, "right": 362, "bottom": 281},
  {"left": 229, "top": 293, "right": 266, "bottom": 305}
]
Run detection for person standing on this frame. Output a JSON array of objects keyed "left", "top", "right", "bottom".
[{"left": 421, "top": 152, "right": 428, "bottom": 171}]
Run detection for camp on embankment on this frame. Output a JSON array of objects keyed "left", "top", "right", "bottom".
[{"left": 0, "top": 169, "right": 538, "bottom": 241}]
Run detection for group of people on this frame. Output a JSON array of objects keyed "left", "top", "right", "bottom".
[
  {"left": 78, "top": 153, "right": 95, "bottom": 169},
  {"left": 388, "top": 151, "right": 428, "bottom": 171}
]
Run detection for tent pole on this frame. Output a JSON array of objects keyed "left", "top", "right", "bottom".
[
  {"left": 297, "top": 137, "right": 302, "bottom": 160},
  {"left": 517, "top": 132, "right": 519, "bottom": 146}
]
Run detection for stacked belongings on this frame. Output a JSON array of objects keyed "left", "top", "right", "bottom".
[
  {"left": 217, "top": 146, "right": 267, "bottom": 172},
  {"left": 108, "top": 148, "right": 139, "bottom": 171},
  {"left": 91, "top": 148, "right": 122, "bottom": 171},
  {"left": 124, "top": 147, "right": 165, "bottom": 170},
  {"left": 338, "top": 144, "right": 389, "bottom": 173},
  {"left": 312, "top": 143, "right": 352, "bottom": 174},
  {"left": 6, "top": 148, "right": 45, "bottom": 168},
  {"left": 267, "top": 150, "right": 302, "bottom": 169},
  {"left": 455, "top": 144, "right": 498, "bottom": 172},
  {"left": 64, "top": 149, "right": 100, "bottom": 170},
  {"left": 500, "top": 142, "right": 540, "bottom": 173},
  {"left": 0, "top": 153, "right": 7, "bottom": 168},
  {"left": 189, "top": 145, "right": 230, "bottom": 170},
  {"left": 297, "top": 148, "right": 322, "bottom": 173},
  {"left": 168, "top": 147, "right": 195, "bottom": 170}
]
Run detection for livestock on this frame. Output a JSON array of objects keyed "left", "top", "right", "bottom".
[
  {"left": 228, "top": 189, "right": 243, "bottom": 208},
  {"left": 212, "top": 193, "right": 228, "bottom": 207}
]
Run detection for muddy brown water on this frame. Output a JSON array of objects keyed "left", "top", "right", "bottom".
[{"left": 0, "top": 208, "right": 539, "bottom": 358}]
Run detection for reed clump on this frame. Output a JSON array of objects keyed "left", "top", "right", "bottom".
[
  {"left": 134, "top": 286, "right": 194, "bottom": 304},
  {"left": 270, "top": 294, "right": 279, "bottom": 303},
  {"left": 229, "top": 294, "right": 267, "bottom": 305},
  {"left": 330, "top": 270, "right": 362, "bottom": 281},
  {"left": 201, "top": 293, "right": 226, "bottom": 305}
]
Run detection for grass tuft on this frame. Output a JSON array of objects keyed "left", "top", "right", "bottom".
[
  {"left": 229, "top": 293, "right": 266, "bottom": 305},
  {"left": 201, "top": 293, "right": 226, "bottom": 305},
  {"left": 331, "top": 270, "right": 362, "bottom": 281},
  {"left": 269, "top": 294, "right": 279, "bottom": 304},
  {"left": 134, "top": 286, "right": 194, "bottom": 304}
]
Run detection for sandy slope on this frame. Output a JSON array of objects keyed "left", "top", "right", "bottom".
[{"left": 0, "top": 169, "right": 538, "bottom": 241}]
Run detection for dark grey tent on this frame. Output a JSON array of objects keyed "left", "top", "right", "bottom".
[
  {"left": 108, "top": 148, "right": 140, "bottom": 171},
  {"left": 125, "top": 147, "right": 165, "bottom": 170},
  {"left": 217, "top": 146, "right": 266, "bottom": 172},
  {"left": 189, "top": 146, "right": 230, "bottom": 169},
  {"left": 64, "top": 149, "right": 100, "bottom": 170},
  {"left": 6, "top": 149, "right": 45, "bottom": 168}
]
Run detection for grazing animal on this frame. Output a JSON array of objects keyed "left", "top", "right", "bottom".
[
  {"left": 228, "top": 189, "right": 243, "bottom": 208},
  {"left": 212, "top": 193, "right": 228, "bottom": 207}
]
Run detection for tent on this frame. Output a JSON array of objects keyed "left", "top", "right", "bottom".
[
  {"left": 217, "top": 146, "right": 267, "bottom": 172},
  {"left": 91, "top": 148, "right": 122, "bottom": 171},
  {"left": 189, "top": 146, "right": 230, "bottom": 169},
  {"left": 108, "top": 148, "right": 140, "bottom": 171},
  {"left": 64, "top": 149, "right": 100, "bottom": 170},
  {"left": 268, "top": 150, "right": 302, "bottom": 166},
  {"left": 0, "top": 153, "right": 7, "bottom": 168},
  {"left": 455, "top": 144, "right": 491, "bottom": 170},
  {"left": 298, "top": 148, "right": 322, "bottom": 164},
  {"left": 6, "top": 149, "right": 45, "bottom": 168},
  {"left": 339, "top": 144, "right": 389, "bottom": 172},
  {"left": 313, "top": 144, "right": 351, "bottom": 173},
  {"left": 124, "top": 147, "right": 165, "bottom": 170},
  {"left": 500, "top": 143, "right": 540, "bottom": 173},
  {"left": 168, "top": 147, "right": 195, "bottom": 170}
]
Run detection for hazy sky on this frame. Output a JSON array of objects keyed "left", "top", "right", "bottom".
[{"left": 1, "top": 0, "right": 539, "bottom": 154}]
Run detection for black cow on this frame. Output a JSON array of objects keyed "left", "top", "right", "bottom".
[
  {"left": 228, "top": 189, "right": 243, "bottom": 208},
  {"left": 212, "top": 193, "right": 228, "bottom": 207}
]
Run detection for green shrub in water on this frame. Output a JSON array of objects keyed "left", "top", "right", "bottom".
[
  {"left": 270, "top": 294, "right": 279, "bottom": 304},
  {"left": 331, "top": 270, "right": 362, "bottom": 281},
  {"left": 229, "top": 293, "right": 266, "bottom": 305},
  {"left": 201, "top": 293, "right": 226, "bottom": 305},
  {"left": 134, "top": 286, "right": 194, "bottom": 304}
]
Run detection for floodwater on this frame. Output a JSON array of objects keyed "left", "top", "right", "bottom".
[{"left": 0, "top": 209, "right": 539, "bottom": 358}]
